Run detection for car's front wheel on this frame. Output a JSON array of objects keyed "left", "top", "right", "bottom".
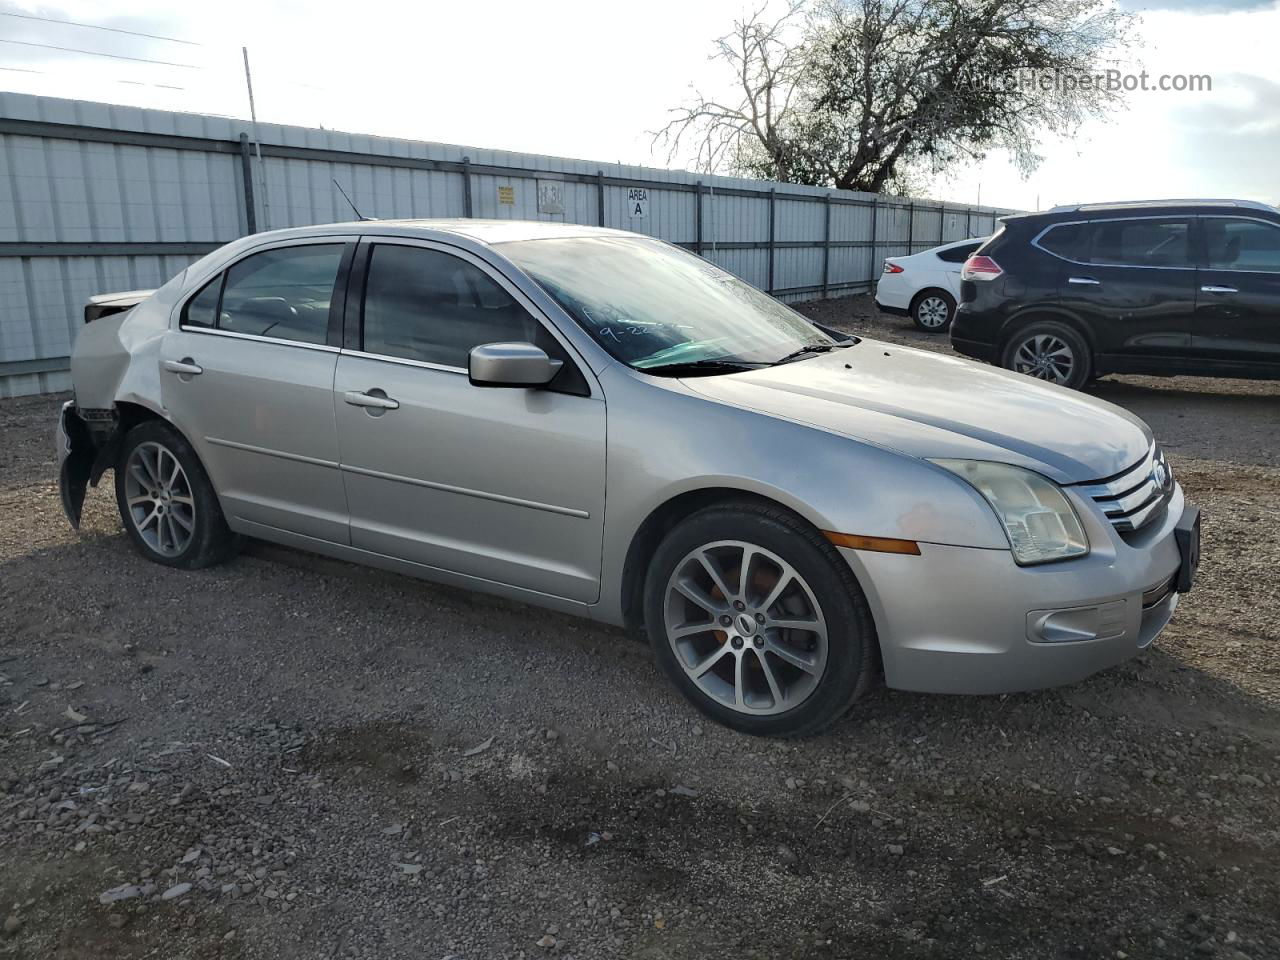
[
  {"left": 643, "top": 501, "right": 877, "bottom": 737},
  {"left": 114, "top": 420, "right": 239, "bottom": 569},
  {"left": 1001, "top": 320, "right": 1093, "bottom": 389},
  {"left": 911, "top": 289, "right": 955, "bottom": 332}
]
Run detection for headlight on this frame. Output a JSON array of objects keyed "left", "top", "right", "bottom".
[{"left": 931, "top": 460, "right": 1089, "bottom": 565}]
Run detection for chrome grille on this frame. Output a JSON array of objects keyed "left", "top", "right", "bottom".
[{"left": 1075, "top": 445, "right": 1174, "bottom": 534}]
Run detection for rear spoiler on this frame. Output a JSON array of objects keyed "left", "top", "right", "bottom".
[{"left": 84, "top": 289, "right": 155, "bottom": 324}]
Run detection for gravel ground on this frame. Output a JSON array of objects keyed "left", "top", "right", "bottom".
[{"left": 1, "top": 296, "right": 1278, "bottom": 959}]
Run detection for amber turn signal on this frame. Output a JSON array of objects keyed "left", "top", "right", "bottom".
[{"left": 822, "top": 531, "right": 921, "bottom": 555}]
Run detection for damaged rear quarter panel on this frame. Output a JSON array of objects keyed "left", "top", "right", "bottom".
[{"left": 70, "top": 273, "right": 187, "bottom": 413}]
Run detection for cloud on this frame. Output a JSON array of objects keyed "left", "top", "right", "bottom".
[{"left": 1117, "top": 0, "right": 1275, "bottom": 12}]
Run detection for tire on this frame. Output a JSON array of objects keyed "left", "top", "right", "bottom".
[
  {"left": 1000, "top": 320, "right": 1093, "bottom": 390},
  {"left": 114, "top": 419, "right": 239, "bottom": 569},
  {"left": 643, "top": 500, "right": 878, "bottom": 738},
  {"left": 910, "top": 289, "right": 955, "bottom": 333}
]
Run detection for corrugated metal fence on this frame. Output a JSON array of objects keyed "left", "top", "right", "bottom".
[{"left": 0, "top": 92, "right": 1016, "bottom": 398}]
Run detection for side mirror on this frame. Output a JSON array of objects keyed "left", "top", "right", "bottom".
[{"left": 468, "top": 342, "right": 563, "bottom": 388}]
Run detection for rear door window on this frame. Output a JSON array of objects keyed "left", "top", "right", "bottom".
[
  {"left": 218, "top": 244, "right": 345, "bottom": 344},
  {"left": 1204, "top": 218, "right": 1280, "bottom": 272},
  {"left": 936, "top": 241, "right": 981, "bottom": 263},
  {"left": 1036, "top": 222, "right": 1089, "bottom": 261},
  {"left": 1084, "top": 219, "right": 1193, "bottom": 268}
]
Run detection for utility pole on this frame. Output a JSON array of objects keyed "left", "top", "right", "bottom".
[{"left": 242, "top": 47, "right": 272, "bottom": 231}]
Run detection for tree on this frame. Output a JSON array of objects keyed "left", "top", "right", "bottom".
[{"left": 656, "top": 0, "right": 1134, "bottom": 194}]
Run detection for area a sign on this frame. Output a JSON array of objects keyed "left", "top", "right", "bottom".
[{"left": 627, "top": 187, "right": 648, "bottom": 219}]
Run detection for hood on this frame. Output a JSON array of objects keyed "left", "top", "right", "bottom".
[{"left": 682, "top": 340, "right": 1153, "bottom": 484}]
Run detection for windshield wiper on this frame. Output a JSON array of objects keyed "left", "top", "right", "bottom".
[
  {"left": 772, "top": 342, "right": 850, "bottom": 366},
  {"left": 638, "top": 358, "right": 767, "bottom": 377}
]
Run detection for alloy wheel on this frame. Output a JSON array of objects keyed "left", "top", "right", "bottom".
[
  {"left": 663, "top": 540, "right": 828, "bottom": 716},
  {"left": 916, "top": 296, "right": 951, "bottom": 329},
  {"left": 123, "top": 441, "right": 196, "bottom": 558},
  {"left": 1012, "top": 333, "right": 1076, "bottom": 384}
]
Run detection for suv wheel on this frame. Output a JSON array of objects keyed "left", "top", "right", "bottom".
[
  {"left": 114, "top": 420, "right": 240, "bottom": 569},
  {"left": 1001, "top": 321, "right": 1092, "bottom": 389},
  {"left": 643, "top": 501, "right": 877, "bottom": 738},
  {"left": 911, "top": 289, "right": 955, "bottom": 332}
]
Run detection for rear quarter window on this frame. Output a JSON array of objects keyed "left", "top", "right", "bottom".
[{"left": 937, "top": 241, "right": 982, "bottom": 263}]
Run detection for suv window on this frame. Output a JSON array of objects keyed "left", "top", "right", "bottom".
[
  {"left": 1204, "top": 218, "right": 1280, "bottom": 272},
  {"left": 218, "top": 244, "right": 345, "bottom": 344},
  {"left": 362, "top": 244, "right": 537, "bottom": 368},
  {"left": 1086, "top": 218, "right": 1192, "bottom": 268},
  {"left": 1037, "top": 222, "right": 1089, "bottom": 260},
  {"left": 937, "top": 241, "right": 981, "bottom": 264}
]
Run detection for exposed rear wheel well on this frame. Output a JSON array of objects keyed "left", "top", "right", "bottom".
[
  {"left": 114, "top": 401, "right": 164, "bottom": 434},
  {"left": 620, "top": 488, "right": 826, "bottom": 641},
  {"left": 86, "top": 402, "right": 176, "bottom": 487}
]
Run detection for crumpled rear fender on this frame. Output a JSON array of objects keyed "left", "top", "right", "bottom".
[
  {"left": 57, "top": 401, "right": 96, "bottom": 529},
  {"left": 57, "top": 401, "right": 127, "bottom": 529}
]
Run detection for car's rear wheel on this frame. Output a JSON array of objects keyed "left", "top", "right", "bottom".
[
  {"left": 114, "top": 420, "right": 239, "bottom": 569},
  {"left": 643, "top": 501, "right": 877, "bottom": 738},
  {"left": 1001, "top": 320, "right": 1092, "bottom": 389},
  {"left": 911, "top": 289, "right": 955, "bottom": 332}
]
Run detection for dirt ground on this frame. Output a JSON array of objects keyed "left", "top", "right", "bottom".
[{"left": 1, "top": 295, "right": 1277, "bottom": 960}]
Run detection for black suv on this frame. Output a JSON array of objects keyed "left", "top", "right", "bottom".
[{"left": 950, "top": 199, "right": 1280, "bottom": 388}]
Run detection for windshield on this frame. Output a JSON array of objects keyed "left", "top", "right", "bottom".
[{"left": 499, "top": 236, "right": 835, "bottom": 371}]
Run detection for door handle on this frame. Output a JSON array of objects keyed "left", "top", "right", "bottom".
[
  {"left": 1200, "top": 284, "right": 1237, "bottom": 295},
  {"left": 1067, "top": 276, "right": 1100, "bottom": 285},
  {"left": 162, "top": 358, "right": 203, "bottom": 376},
  {"left": 344, "top": 389, "right": 399, "bottom": 410}
]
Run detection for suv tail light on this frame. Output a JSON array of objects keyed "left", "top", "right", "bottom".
[
  {"left": 882, "top": 261, "right": 904, "bottom": 274},
  {"left": 961, "top": 255, "right": 1003, "bottom": 281}
]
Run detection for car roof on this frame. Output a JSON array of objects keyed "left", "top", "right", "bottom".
[
  {"left": 244, "top": 218, "right": 639, "bottom": 246},
  {"left": 998, "top": 198, "right": 1280, "bottom": 228},
  {"left": 1049, "top": 198, "right": 1278, "bottom": 214}
]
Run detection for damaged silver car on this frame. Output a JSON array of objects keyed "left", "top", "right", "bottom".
[{"left": 58, "top": 220, "right": 1201, "bottom": 737}]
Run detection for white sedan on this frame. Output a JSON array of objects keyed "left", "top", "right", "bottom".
[{"left": 874, "top": 237, "right": 987, "bottom": 332}]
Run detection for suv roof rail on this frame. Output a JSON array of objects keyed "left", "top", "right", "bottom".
[{"left": 1048, "top": 198, "right": 1277, "bottom": 214}]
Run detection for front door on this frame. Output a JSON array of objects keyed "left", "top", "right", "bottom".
[
  {"left": 1193, "top": 216, "right": 1280, "bottom": 370},
  {"left": 160, "top": 238, "right": 353, "bottom": 544},
  {"left": 332, "top": 239, "right": 606, "bottom": 603}
]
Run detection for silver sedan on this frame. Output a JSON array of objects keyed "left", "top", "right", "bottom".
[{"left": 57, "top": 220, "right": 1201, "bottom": 737}]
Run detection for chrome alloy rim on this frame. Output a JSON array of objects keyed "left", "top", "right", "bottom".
[
  {"left": 663, "top": 540, "right": 828, "bottom": 716},
  {"left": 123, "top": 441, "right": 195, "bottom": 557},
  {"left": 916, "top": 296, "right": 950, "bottom": 328},
  {"left": 1012, "top": 333, "right": 1075, "bottom": 384}
]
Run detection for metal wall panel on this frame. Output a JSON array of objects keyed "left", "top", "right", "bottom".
[{"left": 0, "top": 92, "right": 1016, "bottom": 396}]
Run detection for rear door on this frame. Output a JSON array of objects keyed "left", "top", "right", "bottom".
[
  {"left": 161, "top": 237, "right": 354, "bottom": 544},
  {"left": 332, "top": 238, "right": 606, "bottom": 603},
  {"left": 1039, "top": 217, "right": 1198, "bottom": 367},
  {"left": 1193, "top": 216, "right": 1280, "bottom": 370}
]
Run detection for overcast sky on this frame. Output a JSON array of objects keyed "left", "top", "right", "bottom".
[{"left": 1, "top": 0, "right": 1276, "bottom": 213}]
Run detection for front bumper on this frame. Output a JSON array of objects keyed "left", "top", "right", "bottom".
[{"left": 842, "top": 485, "right": 1195, "bottom": 695}]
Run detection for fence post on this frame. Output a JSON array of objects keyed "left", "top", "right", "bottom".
[
  {"left": 767, "top": 188, "right": 776, "bottom": 294},
  {"left": 869, "top": 196, "right": 879, "bottom": 290},
  {"left": 938, "top": 204, "right": 946, "bottom": 244},
  {"left": 695, "top": 181, "right": 703, "bottom": 255},
  {"left": 238, "top": 133, "right": 257, "bottom": 234},
  {"left": 595, "top": 170, "right": 605, "bottom": 227},
  {"left": 966, "top": 206, "right": 972, "bottom": 238},
  {"left": 907, "top": 200, "right": 914, "bottom": 253},
  {"left": 821, "top": 194, "right": 832, "bottom": 299},
  {"left": 462, "top": 157, "right": 473, "bottom": 217}
]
